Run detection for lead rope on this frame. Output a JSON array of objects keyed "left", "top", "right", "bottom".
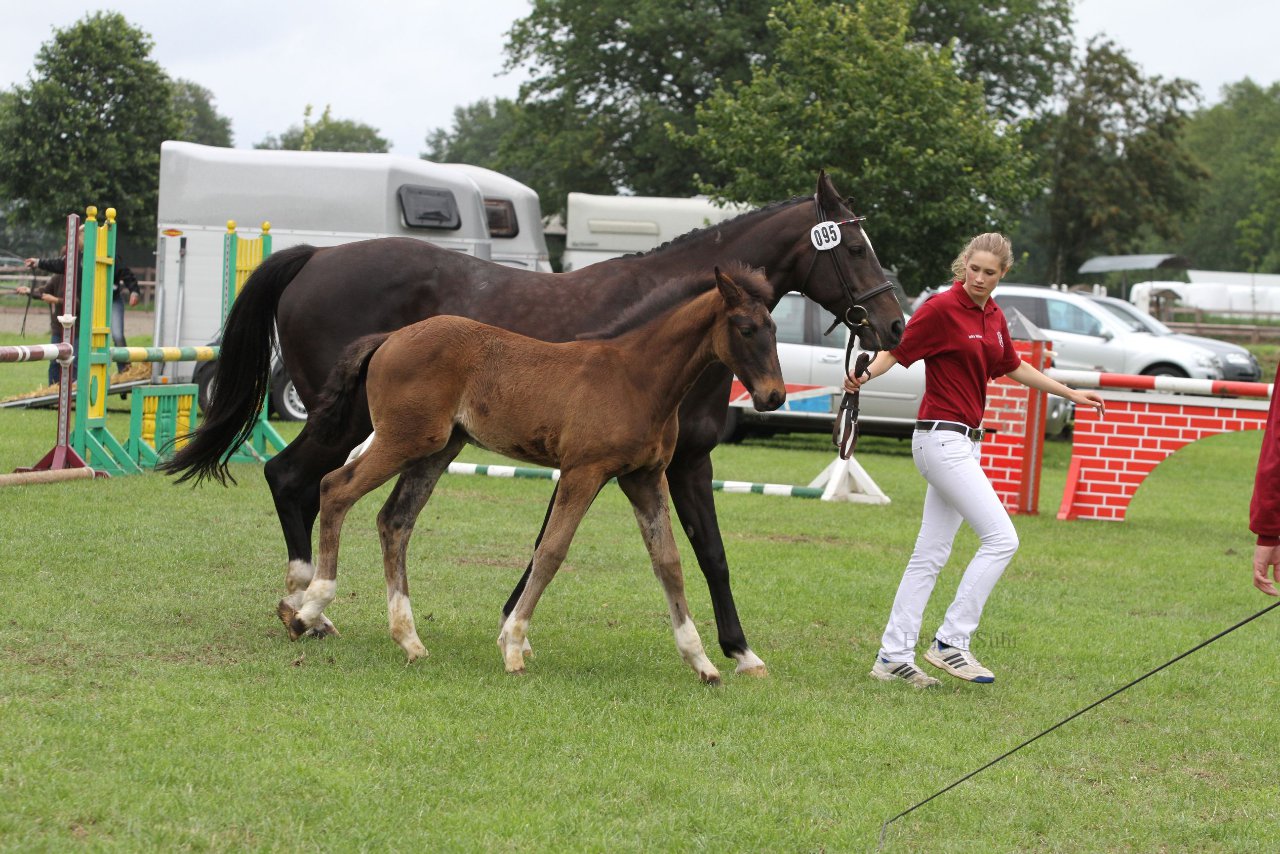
[
  {"left": 832, "top": 346, "right": 870, "bottom": 459},
  {"left": 876, "top": 599, "right": 1280, "bottom": 851}
]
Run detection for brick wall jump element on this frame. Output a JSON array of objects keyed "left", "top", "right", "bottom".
[
  {"left": 980, "top": 339, "right": 1049, "bottom": 515},
  {"left": 1048, "top": 371, "right": 1273, "bottom": 522}
]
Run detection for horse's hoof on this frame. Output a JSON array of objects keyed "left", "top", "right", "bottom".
[
  {"left": 735, "top": 663, "right": 768, "bottom": 678},
  {"left": 277, "top": 601, "right": 306, "bottom": 641},
  {"left": 304, "top": 620, "right": 340, "bottom": 640},
  {"left": 700, "top": 671, "right": 723, "bottom": 686}
]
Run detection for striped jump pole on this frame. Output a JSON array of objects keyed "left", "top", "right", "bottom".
[
  {"left": 109, "top": 346, "right": 219, "bottom": 364},
  {"left": 0, "top": 342, "right": 74, "bottom": 363},
  {"left": 445, "top": 461, "right": 826, "bottom": 499},
  {"left": 1045, "top": 368, "right": 1273, "bottom": 399}
]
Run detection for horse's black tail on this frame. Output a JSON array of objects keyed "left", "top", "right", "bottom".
[
  {"left": 161, "top": 244, "right": 320, "bottom": 486},
  {"left": 306, "top": 333, "right": 391, "bottom": 447}
]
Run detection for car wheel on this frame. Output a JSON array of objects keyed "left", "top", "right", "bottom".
[
  {"left": 193, "top": 360, "right": 217, "bottom": 414},
  {"left": 1141, "top": 364, "right": 1189, "bottom": 378},
  {"left": 270, "top": 368, "right": 308, "bottom": 421}
]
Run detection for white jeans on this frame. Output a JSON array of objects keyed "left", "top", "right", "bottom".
[{"left": 878, "top": 427, "right": 1019, "bottom": 662}]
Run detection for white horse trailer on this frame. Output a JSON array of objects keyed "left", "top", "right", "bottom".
[
  {"left": 561, "top": 193, "right": 750, "bottom": 271},
  {"left": 151, "top": 143, "right": 548, "bottom": 403},
  {"left": 441, "top": 163, "right": 552, "bottom": 272}
]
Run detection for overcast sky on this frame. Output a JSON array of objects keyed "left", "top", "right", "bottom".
[{"left": 3, "top": 1, "right": 1278, "bottom": 158}]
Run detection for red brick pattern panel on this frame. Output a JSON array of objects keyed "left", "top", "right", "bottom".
[
  {"left": 1058, "top": 395, "right": 1270, "bottom": 521},
  {"left": 981, "top": 340, "right": 1047, "bottom": 515}
]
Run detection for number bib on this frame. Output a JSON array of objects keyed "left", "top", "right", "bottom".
[{"left": 810, "top": 221, "right": 843, "bottom": 250}]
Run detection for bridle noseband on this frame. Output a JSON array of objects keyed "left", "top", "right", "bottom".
[{"left": 799, "top": 194, "right": 895, "bottom": 459}]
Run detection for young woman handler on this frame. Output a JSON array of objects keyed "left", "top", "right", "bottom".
[{"left": 846, "top": 233, "right": 1106, "bottom": 686}]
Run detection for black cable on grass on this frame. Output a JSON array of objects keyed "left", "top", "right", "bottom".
[{"left": 877, "top": 599, "right": 1280, "bottom": 851}]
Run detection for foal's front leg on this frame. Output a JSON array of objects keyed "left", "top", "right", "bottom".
[
  {"left": 498, "top": 469, "right": 604, "bottom": 674},
  {"left": 618, "top": 467, "right": 721, "bottom": 685}
]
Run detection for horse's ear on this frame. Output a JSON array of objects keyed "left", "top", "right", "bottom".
[
  {"left": 714, "top": 266, "right": 745, "bottom": 308},
  {"left": 816, "top": 170, "right": 842, "bottom": 210}
]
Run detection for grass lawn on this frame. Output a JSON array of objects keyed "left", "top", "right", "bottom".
[{"left": 1, "top": 333, "right": 1278, "bottom": 851}]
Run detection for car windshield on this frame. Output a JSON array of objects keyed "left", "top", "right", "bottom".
[{"left": 1094, "top": 300, "right": 1172, "bottom": 335}]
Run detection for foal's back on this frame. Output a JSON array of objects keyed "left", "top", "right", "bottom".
[{"left": 366, "top": 315, "right": 661, "bottom": 472}]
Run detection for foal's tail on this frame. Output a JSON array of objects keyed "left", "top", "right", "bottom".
[
  {"left": 306, "top": 333, "right": 391, "bottom": 447},
  {"left": 161, "top": 244, "right": 320, "bottom": 486}
]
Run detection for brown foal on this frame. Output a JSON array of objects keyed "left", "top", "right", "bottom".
[{"left": 282, "top": 264, "right": 785, "bottom": 683}]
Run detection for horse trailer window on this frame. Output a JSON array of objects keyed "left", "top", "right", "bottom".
[
  {"left": 484, "top": 198, "right": 519, "bottom": 238},
  {"left": 398, "top": 185, "right": 461, "bottom": 230}
]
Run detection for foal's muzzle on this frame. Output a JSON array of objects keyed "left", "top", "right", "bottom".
[{"left": 752, "top": 385, "right": 786, "bottom": 412}]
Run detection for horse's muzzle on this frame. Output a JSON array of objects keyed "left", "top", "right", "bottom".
[{"left": 752, "top": 386, "right": 786, "bottom": 412}]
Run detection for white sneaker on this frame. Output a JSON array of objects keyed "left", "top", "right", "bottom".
[
  {"left": 870, "top": 657, "right": 941, "bottom": 688},
  {"left": 923, "top": 640, "right": 994, "bottom": 683}
]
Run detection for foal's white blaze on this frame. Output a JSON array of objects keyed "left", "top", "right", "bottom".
[
  {"left": 673, "top": 618, "right": 719, "bottom": 682},
  {"left": 388, "top": 590, "right": 427, "bottom": 661},
  {"left": 297, "top": 578, "right": 337, "bottom": 626}
]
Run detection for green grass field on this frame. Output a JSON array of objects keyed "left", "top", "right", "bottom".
[{"left": 1, "top": 328, "right": 1278, "bottom": 851}]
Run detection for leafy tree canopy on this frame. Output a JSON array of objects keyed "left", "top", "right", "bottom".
[
  {"left": 679, "top": 0, "right": 1037, "bottom": 289},
  {"left": 0, "top": 11, "right": 180, "bottom": 242},
  {"left": 257, "top": 104, "right": 389, "bottom": 153},
  {"left": 504, "top": 0, "right": 777, "bottom": 196},
  {"left": 1181, "top": 79, "right": 1280, "bottom": 273},
  {"left": 423, "top": 96, "right": 613, "bottom": 218},
  {"left": 171, "top": 79, "right": 233, "bottom": 147},
  {"left": 1032, "top": 39, "right": 1205, "bottom": 283},
  {"left": 908, "top": 0, "right": 1073, "bottom": 122}
]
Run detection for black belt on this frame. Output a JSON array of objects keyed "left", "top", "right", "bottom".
[{"left": 915, "top": 420, "right": 985, "bottom": 442}]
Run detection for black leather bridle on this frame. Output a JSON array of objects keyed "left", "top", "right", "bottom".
[{"left": 799, "top": 195, "right": 894, "bottom": 458}]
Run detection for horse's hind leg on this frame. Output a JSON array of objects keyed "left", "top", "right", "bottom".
[
  {"left": 618, "top": 467, "right": 721, "bottom": 685},
  {"left": 280, "top": 441, "right": 402, "bottom": 640},
  {"left": 378, "top": 434, "right": 466, "bottom": 662},
  {"left": 498, "top": 469, "right": 605, "bottom": 674}
]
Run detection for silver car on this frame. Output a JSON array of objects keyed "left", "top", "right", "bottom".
[
  {"left": 1087, "top": 294, "right": 1261, "bottom": 382},
  {"left": 991, "top": 285, "right": 1225, "bottom": 379},
  {"left": 723, "top": 293, "right": 1071, "bottom": 441}
]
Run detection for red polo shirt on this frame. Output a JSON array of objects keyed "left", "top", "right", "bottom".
[
  {"left": 892, "top": 281, "right": 1022, "bottom": 428},
  {"left": 1251, "top": 388, "right": 1280, "bottom": 546}
]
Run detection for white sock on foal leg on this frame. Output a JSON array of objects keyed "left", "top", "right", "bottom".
[
  {"left": 673, "top": 618, "right": 721, "bottom": 684},
  {"left": 387, "top": 590, "right": 428, "bottom": 662},
  {"left": 296, "top": 578, "right": 336, "bottom": 628}
]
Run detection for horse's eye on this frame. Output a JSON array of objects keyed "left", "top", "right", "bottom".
[
  {"left": 739, "top": 326, "right": 755, "bottom": 339},
  {"left": 847, "top": 244, "right": 866, "bottom": 258}
]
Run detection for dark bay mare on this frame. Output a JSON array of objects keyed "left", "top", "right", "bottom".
[
  {"left": 289, "top": 265, "right": 784, "bottom": 682},
  {"left": 162, "top": 171, "right": 905, "bottom": 675}
]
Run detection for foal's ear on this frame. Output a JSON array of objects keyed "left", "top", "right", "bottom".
[{"left": 714, "top": 266, "right": 745, "bottom": 308}]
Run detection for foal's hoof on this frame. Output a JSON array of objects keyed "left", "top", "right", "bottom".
[
  {"left": 733, "top": 650, "right": 768, "bottom": 678},
  {"left": 700, "top": 670, "right": 723, "bottom": 687}
]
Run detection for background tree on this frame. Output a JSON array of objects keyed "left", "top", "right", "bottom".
[
  {"left": 257, "top": 104, "right": 388, "bottom": 153},
  {"left": 171, "top": 79, "right": 233, "bottom": 147},
  {"left": 0, "top": 12, "right": 180, "bottom": 253},
  {"left": 1027, "top": 39, "right": 1205, "bottom": 284},
  {"left": 1181, "top": 79, "right": 1280, "bottom": 273},
  {"left": 680, "top": 0, "right": 1036, "bottom": 289},
  {"left": 908, "top": 0, "right": 1073, "bottom": 121},
  {"left": 504, "top": 0, "right": 777, "bottom": 197}
]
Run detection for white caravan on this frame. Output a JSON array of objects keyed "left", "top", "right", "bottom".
[
  {"left": 150, "top": 142, "right": 548, "bottom": 416},
  {"left": 561, "top": 193, "right": 749, "bottom": 271}
]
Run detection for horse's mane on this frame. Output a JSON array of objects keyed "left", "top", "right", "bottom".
[
  {"left": 626, "top": 195, "right": 809, "bottom": 261},
  {"left": 578, "top": 261, "right": 770, "bottom": 341}
]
